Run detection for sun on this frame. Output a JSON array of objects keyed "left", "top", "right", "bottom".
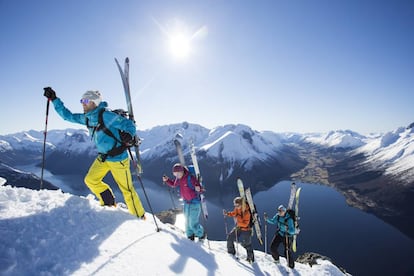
[
  {"left": 153, "top": 17, "right": 208, "bottom": 61},
  {"left": 168, "top": 32, "right": 191, "bottom": 59}
]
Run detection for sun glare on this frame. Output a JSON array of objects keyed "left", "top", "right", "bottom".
[
  {"left": 153, "top": 17, "right": 208, "bottom": 61},
  {"left": 169, "top": 32, "right": 191, "bottom": 59}
]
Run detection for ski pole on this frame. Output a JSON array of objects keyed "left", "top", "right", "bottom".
[
  {"left": 164, "top": 178, "right": 176, "bottom": 209},
  {"left": 200, "top": 201, "right": 210, "bottom": 249},
  {"left": 285, "top": 234, "right": 290, "bottom": 267},
  {"left": 128, "top": 148, "right": 160, "bottom": 232},
  {"left": 169, "top": 187, "right": 176, "bottom": 209},
  {"left": 40, "top": 98, "right": 50, "bottom": 190},
  {"left": 224, "top": 212, "right": 229, "bottom": 236},
  {"left": 264, "top": 212, "right": 268, "bottom": 254}
]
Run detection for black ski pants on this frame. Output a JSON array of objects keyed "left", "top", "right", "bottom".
[
  {"left": 270, "top": 233, "right": 294, "bottom": 268},
  {"left": 227, "top": 227, "right": 254, "bottom": 261}
]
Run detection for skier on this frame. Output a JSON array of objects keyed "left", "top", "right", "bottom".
[
  {"left": 43, "top": 87, "right": 146, "bottom": 219},
  {"left": 265, "top": 204, "right": 295, "bottom": 268},
  {"left": 162, "top": 163, "right": 205, "bottom": 241},
  {"left": 223, "top": 197, "right": 255, "bottom": 263}
]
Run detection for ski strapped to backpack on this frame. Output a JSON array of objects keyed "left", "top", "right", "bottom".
[
  {"left": 283, "top": 184, "right": 302, "bottom": 252},
  {"left": 115, "top": 57, "right": 159, "bottom": 232},
  {"left": 292, "top": 187, "right": 302, "bottom": 252},
  {"left": 237, "top": 178, "right": 263, "bottom": 245},
  {"left": 85, "top": 108, "right": 138, "bottom": 161}
]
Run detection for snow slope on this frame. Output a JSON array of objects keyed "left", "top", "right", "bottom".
[
  {"left": 303, "top": 130, "right": 367, "bottom": 149},
  {"left": 0, "top": 185, "right": 346, "bottom": 276},
  {"left": 356, "top": 127, "right": 414, "bottom": 183}
]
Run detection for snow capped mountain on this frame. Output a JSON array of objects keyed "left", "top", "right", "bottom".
[
  {"left": 356, "top": 127, "right": 414, "bottom": 183},
  {"left": 138, "top": 122, "right": 210, "bottom": 159},
  {"left": 200, "top": 124, "right": 283, "bottom": 169},
  {"left": 0, "top": 184, "right": 348, "bottom": 276},
  {"left": 2, "top": 123, "right": 414, "bottom": 187},
  {"left": 138, "top": 122, "right": 284, "bottom": 168},
  {"left": 303, "top": 129, "right": 367, "bottom": 149}
]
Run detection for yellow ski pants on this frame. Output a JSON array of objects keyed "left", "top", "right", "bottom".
[{"left": 84, "top": 157, "right": 145, "bottom": 218}]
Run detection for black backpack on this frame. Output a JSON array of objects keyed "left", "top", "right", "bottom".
[
  {"left": 86, "top": 109, "right": 137, "bottom": 159},
  {"left": 286, "top": 209, "right": 297, "bottom": 229},
  {"left": 286, "top": 209, "right": 296, "bottom": 221}
]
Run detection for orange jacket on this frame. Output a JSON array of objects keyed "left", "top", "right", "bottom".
[{"left": 226, "top": 204, "right": 251, "bottom": 231}]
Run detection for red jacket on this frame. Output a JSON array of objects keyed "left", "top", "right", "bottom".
[{"left": 165, "top": 170, "right": 202, "bottom": 203}]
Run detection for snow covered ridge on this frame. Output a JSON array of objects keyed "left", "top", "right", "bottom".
[
  {"left": 0, "top": 185, "right": 348, "bottom": 276},
  {"left": 356, "top": 127, "right": 414, "bottom": 183},
  {"left": 2, "top": 122, "right": 414, "bottom": 181},
  {"left": 302, "top": 129, "right": 368, "bottom": 149}
]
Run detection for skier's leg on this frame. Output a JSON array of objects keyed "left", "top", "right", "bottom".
[
  {"left": 84, "top": 157, "right": 114, "bottom": 206},
  {"left": 227, "top": 228, "right": 237, "bottom": 255},
  {"left": 109, "top": 158, "right": 145, "bottom": 217},
  {"left": 286, "top": 236, "right": 295, "bottom": 268},
  {"left": 270, "top": 234, "right": 282, "bottom": 261},
  {"left": 183, "top": 203, "right": 194, "bottom": 239},
  {"left": 240, "top": 230, "right": 254, "bottom": 262},
  {"left": 188, "top": 203, "right": 204, "bottom": 238}
]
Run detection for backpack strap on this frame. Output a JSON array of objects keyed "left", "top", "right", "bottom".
[
  {"left": 97, "top": 109, "right": 122, "bottom": 144},
  {"left": 187, "top": 174, "right": 195, "bottom": 190},
  {"left": 86, "top": 109, "right": 127, "bottom": 160}
]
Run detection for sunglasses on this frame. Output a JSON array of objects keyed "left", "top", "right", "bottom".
[{"left": 80, "top": 98, "right": 91, "bottom": 104}]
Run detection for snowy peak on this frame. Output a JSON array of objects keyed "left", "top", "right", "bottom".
[
  {"left": 54, "top": 129, "right": 96, "bottom": 156},
  {"left": 0, "top": 130, "right": 53, "bottom": 153},
  {"left": 201, "top": 124, "right": 283, "bottom": 165},
  {"left": 139, "top": 123, "right": 284, "bottom": 170},
  {"left": 2, "top": 123, "right": 414, "bottom": 185},
  {"left": 304, "top": 129, "right": 366, "bottom": 149},
  {"left": 138, "top": 122, "right": 210, "bottom": 158},
  {"left": 357, "top": 127, "right": 414, "bottom": 182}
]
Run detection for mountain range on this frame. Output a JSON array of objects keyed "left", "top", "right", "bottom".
[{"left": 1, "top": 122, "right": 413, "bottom": 239}]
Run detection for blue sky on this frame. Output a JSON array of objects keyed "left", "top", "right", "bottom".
[{"left": 1, "top": 0, "right": 413, "bottom": 135}]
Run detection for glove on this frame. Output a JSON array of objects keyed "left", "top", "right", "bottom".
[
  {"left": 162, "top": 175, "right": 169, "bottom": 182},
  {"left": 223, "top": 209, "right": 227, "bottom": 216},
  {"left": 195, "top": 186, "right": 201, "bottom": 192},
  {"left": 43, "top": 87, "right": 57, "bottom": 100}
]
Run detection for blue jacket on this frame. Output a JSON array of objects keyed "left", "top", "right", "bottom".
[
  {"left": 52, "top": 98, "right": 136, "bottom": 161},
  {"left": 266, "top": 212, "right": 295, "bottom": 237}
]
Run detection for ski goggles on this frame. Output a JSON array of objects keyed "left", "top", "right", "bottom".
[{"left": 80, "top": 98, "right": 91, "bottom": 104}]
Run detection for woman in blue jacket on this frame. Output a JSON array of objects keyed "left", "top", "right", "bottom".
[
  {"left": 43, "top": 87, "right": 145, "bottom": 219},
  {"left": 266, "top": 204, "right": 295, "bottom": 268}
]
